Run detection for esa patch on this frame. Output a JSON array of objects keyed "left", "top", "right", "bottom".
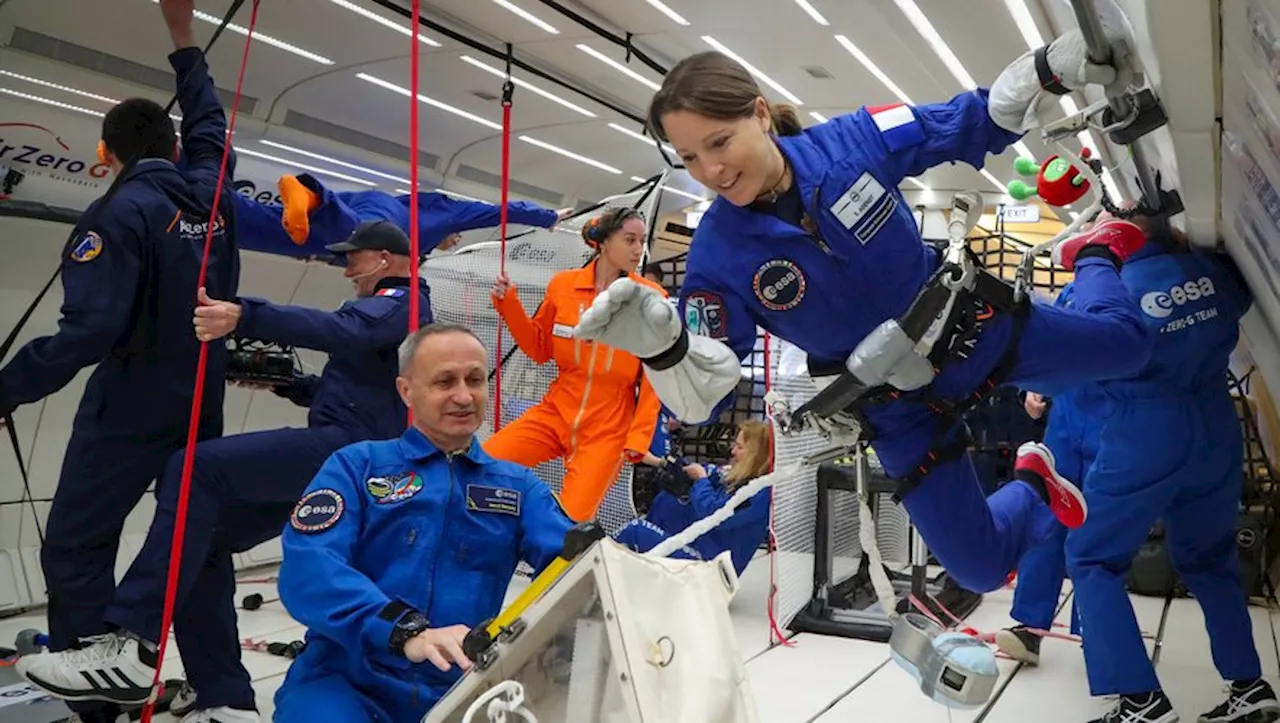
[
  {"left": 466, "top": 484, "right": 521, "bottom": 516},
  {"left": 290, "top": 489, "right": 345, "bottom": 533},
  {"left": 69, "top": 231, "right": 103, "bottom": 263},
  {"left": 684, "top": 291, "right": 727, "bottom": 339},
  {"left": 752, "top": 259, "right": 807, "bottom": 311},
  {"left": 376, "top": 287, "right": 406, "bottom": 298},
  {"left": 366, "top": 471, "right": 422, "bottom": 504}
]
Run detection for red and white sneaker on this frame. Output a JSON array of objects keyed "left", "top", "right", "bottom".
[
  {"left": 1051, "top": 217, "right": 1147, "bottom": 270},
  {"left": 1015, "top": 442, "right": 1088, "bottom": 528}
]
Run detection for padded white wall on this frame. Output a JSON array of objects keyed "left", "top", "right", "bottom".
[{"left": 0, "top": 214, "right": 358, "bottom": 613}]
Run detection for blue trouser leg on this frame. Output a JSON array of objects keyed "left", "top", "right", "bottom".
[
  {"left": 614, "top": 519, "right": 703, "bottom": 561},
  {"left": 297, "top": 175, "right": 405, "bottom": 246},
  {"left": 170, "top": 536, "right": 253, "bottom": 710},
  {"left": 273, "top": 666, "right": 387, "bottom": 723},
  {"left": 41, "top": 428, "right": 192, "bottom": 719},
  {"left": 275, "top": 641, "right": 433, "bottom": 723},
  {"left": 231, "top": 194, "right": 317, "bottom": 259},
  {"left": 103, "top": 426, "right": 357, "bottom": 708}
]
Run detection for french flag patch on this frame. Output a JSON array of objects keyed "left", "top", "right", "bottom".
[
  {"left": 868, "top": 103, "right": 924, "bottom": 153},
  {"left": 376, "top": 287, "right": 406, "bottom": 298}
]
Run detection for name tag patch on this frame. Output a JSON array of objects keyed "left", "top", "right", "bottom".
[
  {"left": 366, "top": 472, "right": 422, "bottom": 505},
  {"left": 830, "top": 172, "right": 898, "bottom": 244},
  {"left": 467, "top": 485, "right": 521, "bottom": 516},
  {"left": 291, "top": 489, "right": 345, "bottom": 533},
  {"left": 552, "top": 323, "right": 574, "bottom": 339}
]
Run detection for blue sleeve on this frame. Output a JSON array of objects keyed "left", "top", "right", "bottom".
[
  {"left": 422, "top": 196, "right": 558, "bottom": 236},
  {"left": 676, "top": 254, "right": 757, "bottom": 424},
  {"left": 272, "top": 374, "right": 321, "bottom": 407},
  {"left": 687, "top": 475, "right": 765, "bottom": 534},
  {"left": 819, "top": 89, "right": 1022, "bottom": 188},
  {"left": 168, "top": 47, "right": 235, "bottom": 194},
  {"left": 1213, "top": 251, "right": 1255, "bottom": 320},
  {"left": 236, "top": 294, "right": 409, "bottom": 354},
  {"left": 517, "top": 473, "right": 575, "bottom": 575},
  {"left": 0, "top": 204, "right": 144, "bottom": 411},
  {"left": 277, "top": 446, "right": 403, "bottom": 657},
  {"left": 1054, "top": 283, "right": 1075, "bottom": 309}
]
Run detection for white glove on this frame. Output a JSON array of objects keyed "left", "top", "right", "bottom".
[
  {"left": 574, "top": 277, "right": 681, "bottom": 359},
  {"left": 988, "top": 4, "right": 1135, "bottom": 133}
]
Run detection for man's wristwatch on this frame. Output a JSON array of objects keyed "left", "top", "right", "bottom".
[{"left": 387, "top": 607, "right": 430, "bottom": 656}]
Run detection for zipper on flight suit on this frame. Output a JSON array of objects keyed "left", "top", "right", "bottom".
[
  {"left": 423, "top": 454, "right": 459, "bottom": 622},
  {"left": 568, "top": 342, "right": 599, "bottom": 463}
]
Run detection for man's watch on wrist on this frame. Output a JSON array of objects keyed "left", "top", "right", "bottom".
[{"left": 389, "top": 610, "right": 430, "bottom": 656}]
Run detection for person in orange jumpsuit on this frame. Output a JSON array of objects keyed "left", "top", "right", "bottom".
[{"left": 487, "top": 207, "right": 665, "bottom": 520}]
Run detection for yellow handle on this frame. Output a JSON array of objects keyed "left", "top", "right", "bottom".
[{"left": 486, "top": 556, "right": 570, "bottom": 639}]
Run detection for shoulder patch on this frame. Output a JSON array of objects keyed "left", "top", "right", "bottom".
[
  {"left": 466, "top": 484, "right": 521, "bottom": 516},
  {"left": 291, "top": 488, "right": 345, "bottom": 533},
  {"left": 684, "top": 291, "right": 728, "bottom": 339},
  {"left": 366, "top": 472, "right": 422, "bottom": 504},
  {"left": 69, "top": 231, "right": 103, "bottom": 263},
  {"left": 376, "top": 287, "right": 406, "bottom": 298},
  {"left": 867, "top": 103, "right": 924, "bottom": 152}
]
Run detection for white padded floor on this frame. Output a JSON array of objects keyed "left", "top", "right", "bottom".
[{"left": 1, "top": 553, "right": 1277, "bottom": 722}]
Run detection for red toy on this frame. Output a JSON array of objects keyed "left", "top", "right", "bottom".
[{"left": 1008, "top": 147, "right": 1095, "bottom": 208}]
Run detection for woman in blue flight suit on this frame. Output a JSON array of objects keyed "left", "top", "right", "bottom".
[
  {"left": 230, "top": 173, "right": 572, "bottom": 259},
  {"left": 616, "top": 419, "right": 773, "bottom": 576},
  {"left": 1061, "top": 226, "right": 1277, "bottom": 723},
  {"left": 573, "top": 30, "right": 1157, "bottom": 596}
]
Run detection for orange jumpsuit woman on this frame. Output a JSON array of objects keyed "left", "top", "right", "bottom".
[{"left": 486, "top": 208, "right": 665, "bottom": 521}]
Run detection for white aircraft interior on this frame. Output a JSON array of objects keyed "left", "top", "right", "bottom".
[{"left": 0, "top": 0, "right": 1279, "bottom": 721}]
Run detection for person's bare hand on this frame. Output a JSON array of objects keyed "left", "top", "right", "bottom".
[
  {"left": 683, "top": 463, "right": 708, "bottom": 480},
  {"left": 403, "top": 625, "right": 473, "bottom": 672},
  {"left": 491, "top": 273, "right": 512, "bottom": 300},
  {"left": 555, "top": 208, "right": 575, "bottom": 224},
  {"left": 230, "top": 380, "right": 276, "bottom": 392},
  {"left": 159, "top": 0, "right": 197, "bottom": 48},
  {"left": 1024, "top": 392, "right": 1048, "bottom": 420},
  {"left": 193, "top": 287, "right": 242, "bottom": 342}
]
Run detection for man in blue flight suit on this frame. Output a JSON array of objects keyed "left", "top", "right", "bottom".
[
  {"left": 231, "top": 175, "right": 574, "bottom": 259},
  {"left": 0, "top": 3, "right": 239, "bottom": 722},
  {"left": 16, "top": 221, "right": 430, "bottom": 723},
  {"left": 1059, "top": 222, "right": 1279, "bottom": 723},
  {"left": 272, "top": 323, "right": 575, "bottom": 723},
  {"left": 994, "top": 283, "right": 1107, "bottom": 666}
]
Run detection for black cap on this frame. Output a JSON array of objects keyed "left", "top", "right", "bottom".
[{"left": 324, "top": 220, "right": 411, "bottom": 256}]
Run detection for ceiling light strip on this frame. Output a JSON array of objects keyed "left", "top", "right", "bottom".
[
  {"left": 492, "top": 0, "right": 559, "bottom": 34},
  {"left": 643, "top": 0, "right": 690, "bottom": 25},
  {"left": 701, "top": 36, "right": 803, "bottom": 106},
  {"left": 576, "top": 45, "right": 661, "bottom": 91},
  {"left": 358, "top": 73, "right": 503, "bottom": 130},
  {"left": 148, "top": 0, "right": 333, "bottom": 64},
  {"left": 259, "top": 140, "right": 409, "bottom": 184},
  {"left": 892, "top": 0, "right": 976, "bottom": 89},
  {"left": 0, "top": 87, "right": 104, "bottom": 117},
  {"left": 833, "top": 35, "right": 913, "bottom": 105},
  {"left": 236, "top": 147, "right": 379, "bottom": 186},
  {"left": 460, "top": 55, "right": 595, "bottom": 117},
  {"left": 325, "top": 0, "right": 440, "bottom": 46},
  {"left": 795, "top": 0, "right": 829, "bottom": 25},
  {"left": 519, "top": 135, "right": 621, "bottom": 174}
]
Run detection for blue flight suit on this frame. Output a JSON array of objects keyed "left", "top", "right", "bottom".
[
  {"left": 0, "top": 47, "right": 239, "bottom": 718},
  {"left": 232, "top": 179, "right": 560, "bottom": 259},
  {"left": 273, "top": 427, "right": 575, "bottom": 723},
  {"left": 1010, "top": 285, "right": 1108, "bottom": 633},
  {"left": 615, "top": 465, "right": 771, "bottom": 576},
  {"left": 678, "top": 90, "right": 1153, "bottom": 593},
  {"left": 649, "top": 406, "right": 674, "bottom": 459},
  {"left": 1065, "top": 244, "right": 1259, "bottom": 696},
  {"left": 101, "top": 276, "right": 431, "bottom": 712}
]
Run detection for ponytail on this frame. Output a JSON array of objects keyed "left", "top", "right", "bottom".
[{"left": 769, "top": 103, "right": 804, "bottom": 137}]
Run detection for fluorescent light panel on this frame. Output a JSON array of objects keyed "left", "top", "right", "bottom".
[
  {"left": 259, "top": 140, "right": 409, "bottom": 184},
  {"left": 609, "top": 123, "right": 674, "bottom": 154},
  {"left": 147, "top": 0, "right": 332, "bottom": 65},
  {"left": 701, "top": 36, "right": 803, "bottom": 106},
  {"left": 795, "top": 0, "right": 829, "bottom": 25},
  {"left": 357, "top": 73, "right": 503, "bottom": 130},
  {"left": 905, "top": 177, "right": 929, "bottom": 191},
  {"left": 893, "top": 0, "right": 976, "bottom": 89},
  {"left": 643, "top": 0, "right": 690, "bottom": 25},
  {"left": 235, "top": 147, "right": 379, "bottom": 186},
  {"left": 980, "top": 168, "right": 1006, "bottom": 192},
  {"left": 576, "top": 45, "right": 661, "bottom": 91},
  {"left": 809, "top": 111, "right": 828, "bottom": 123},
  {"left": 492, "top": 0, "right": 559, "bottom": 34},
  {"left": 0, "top": 87, "right": 103, "bottom": 117},
  {"left": 1003, "top": 0, "right": 1045, "bottom": 49},
  {"left": 519, "top": 135, "right": 620, "bottom": 174},
  {"left": 324, "top": 0, "right": 440, "bottom": 46},
  {"left": 396, "top": 187, "right": 487, "bottom": 202},
  {"left": 833, "top": 35, "right": 913, "bottom": 105},
  {"left": 0, "top": 71, "right": 184, "bottom": 121},
  {"left": 628, "top": 176, "right": 707, "bottom": 203},
  {"left": 459, "top": 56, "right": 596, "bottom": 117}
]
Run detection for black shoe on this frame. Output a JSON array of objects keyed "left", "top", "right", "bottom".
[
  {"left": 1199, "top": 678, "right": 1280, "bottom": 722},
  {"left": 1090, "top": 691, "right": 1179, "bottom": 723},
  {"left": 994, "top": 625, "right": 1041, "bottom": 666}
]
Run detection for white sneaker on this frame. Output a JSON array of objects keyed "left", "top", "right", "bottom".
[
  {"left": 15, "top": 632, "right": 156, "bottom": 705},
  {"left": 180, "top": 707, "right": 260, "bottom": 722},
  {"left": 169, "top": 681, "right": 198, "bottom": 717}
]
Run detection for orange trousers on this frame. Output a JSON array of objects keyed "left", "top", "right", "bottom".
[{"left": 484, "top": 403, "right": 627, "bottom": 522}]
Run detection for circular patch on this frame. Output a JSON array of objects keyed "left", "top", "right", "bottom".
[
  {"left": 291, "top": 489, "right": 345, "bottom": 533},
  {"left": 752, "top": 259, "right": 806, "bottom": 311},
  {"left": 69, "top": 231, "right": 103, "bottom": 263}
]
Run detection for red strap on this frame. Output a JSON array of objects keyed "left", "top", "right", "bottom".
[
  {"left": 407, "top": 0, "right": 422, "bottom": 427},
  {"left": 140, "top": 3, "right": 261, "bottom": 720},
  {"left": 493, "top": 76, "right": 513, "bottom": 433}
]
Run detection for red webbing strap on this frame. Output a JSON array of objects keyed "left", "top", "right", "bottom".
[
  {"left": 407, "top": 0, "right": 422, "bottom": 427},
  {"left": 493, "top": 49, "right": 514, "bottom": 434},
  {"left": 761, "top": 332, "right": 794, "bottom": 647},
  {"left": 140, "top": 3, "right": 260, "bottom": 721}
]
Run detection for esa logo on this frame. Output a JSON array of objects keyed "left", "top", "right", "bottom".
[{"left": 1140, "top": 277, "right": 1216, "bottom": 319}]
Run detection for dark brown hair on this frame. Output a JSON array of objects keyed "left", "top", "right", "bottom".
[
  {"left": 581, "top": 206, "right": 645, "bottom": 248},
  {"left": 647, "top": 51, "right": 803, "bottom": 144}
]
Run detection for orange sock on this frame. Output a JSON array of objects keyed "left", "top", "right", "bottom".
[{"left": 277, "top": 175, "right": 320, "bottom": 245}]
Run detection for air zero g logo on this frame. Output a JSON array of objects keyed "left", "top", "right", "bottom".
[
  {"left": 1139, "top": 276, "right": 1217, "bottom": 319},
  {"left": 752, "top": 259, "right": 807, "bottom": 311},
  {"left": 290, "top": 488, "right": 345, "bottom": 533}
]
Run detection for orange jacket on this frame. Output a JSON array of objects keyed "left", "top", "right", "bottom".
[{"left": 493, "top": 261, "right": 664, "bottom": 457}]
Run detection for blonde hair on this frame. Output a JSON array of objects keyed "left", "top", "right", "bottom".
[{"left": 723, "top": 420, "right": 773, "bottom": 486}]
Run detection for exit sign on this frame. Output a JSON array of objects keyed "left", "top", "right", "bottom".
[{"left": 1001, "top": 204, "right": 1041, "bottom": 223}]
